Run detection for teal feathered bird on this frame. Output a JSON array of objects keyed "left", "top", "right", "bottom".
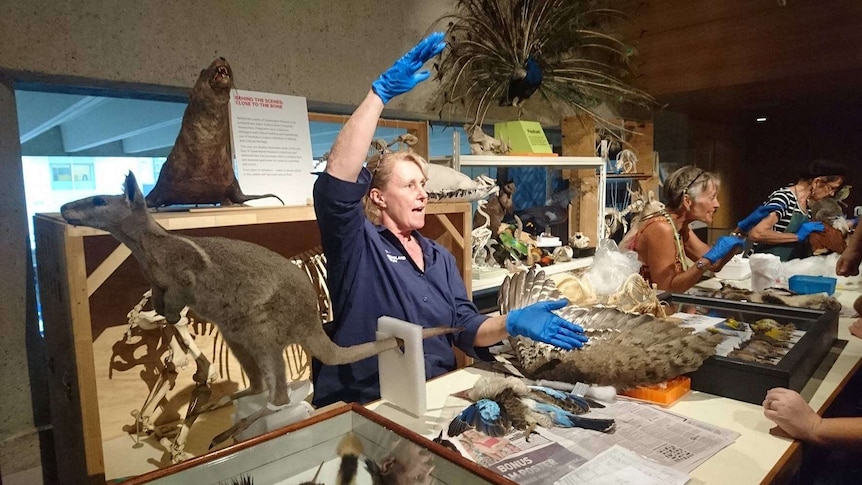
[{"left": 449, "top": 375, "right": 615, "bottom": 439}]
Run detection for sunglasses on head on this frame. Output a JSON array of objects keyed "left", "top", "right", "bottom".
[{"left": 683, "top": 169, "right": 706, "bottom": 195}]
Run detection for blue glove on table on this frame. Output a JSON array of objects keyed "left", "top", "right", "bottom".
[
  {"left": 796, "top": 221, "right": 825, "bottom": 241},
  {"left": 702, "top": 235, "right": 745, "bottom": 263},
  {"left": 737, "top": 203, "right": 784, "bottom": 232},
  {"left": 506, "top": 299, "right": 588, "bottom": 350},
  {"left": 372, "top": 32, "right": 446, "bottom": 104}
]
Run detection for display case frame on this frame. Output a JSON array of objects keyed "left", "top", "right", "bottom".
[
  {"left": 661, "top": 293, "right": 839, "bottom": 404},
  {"left": 121, "top": 403, "right": 516, "bottom": 485},
  {"left": 33, "top": 202, "right": 473, "bottom": 484}
]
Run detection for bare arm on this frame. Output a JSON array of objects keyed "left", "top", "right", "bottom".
[
  {"left": 837, "top": 227, "right": 862, "bottom": 276},
  {"left": 638, "top": 221, "right": 706, "bottom": 292},
  {"left": 764, "top": 388, "right": 862, "bottom": 449},
  {"left": 748, "top": 212, "right": 799, "bottom": 244},
  {"left": 325, "top": 91, "right": 384, "bottom": 182}
]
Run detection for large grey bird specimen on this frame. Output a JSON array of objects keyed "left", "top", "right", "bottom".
[
  {"left": 499, "top": 269, "right": 723, "bottom": 390},
  {"left": 60, "top": 172, "right": 457, "bottom": 448}
]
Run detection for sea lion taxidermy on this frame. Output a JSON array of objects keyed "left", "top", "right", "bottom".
[{"left": 145, "top": 57, "right": 283, "bottom": 208}]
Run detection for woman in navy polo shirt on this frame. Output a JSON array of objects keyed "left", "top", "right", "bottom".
[{"left": 311, "top": 33, "right": 588, "bottom": 407}]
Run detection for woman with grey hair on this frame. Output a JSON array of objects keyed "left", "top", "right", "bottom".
[{"left": 623, "top": 165, "right": 744, "bottom": 291}]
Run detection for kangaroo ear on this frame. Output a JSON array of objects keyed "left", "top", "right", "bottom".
[{"left": 124, "top": 172, "right": 146, "bottom": 207}]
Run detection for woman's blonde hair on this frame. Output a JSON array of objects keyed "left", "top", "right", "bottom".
[
  {"left": 662, "top": 165, "right": 721, "bottom": 211},
  {"left": 363, "top": 150, "right": 429, "bottom": 224}
]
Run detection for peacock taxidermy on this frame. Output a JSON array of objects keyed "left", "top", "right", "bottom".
[
  {"left": 433, "top": 0, "right": 658, "bottom": 131},
  {"left": 500, "top": 269, "right": 723, "bottom": 390}
]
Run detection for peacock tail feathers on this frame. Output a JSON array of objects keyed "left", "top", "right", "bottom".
[{"left": 432, "top": 0, "right": 658, "bottom": 133}]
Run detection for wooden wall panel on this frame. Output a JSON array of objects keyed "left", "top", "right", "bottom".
[{"left": 634, "top": 1, "right": 862, "bottom": 97}]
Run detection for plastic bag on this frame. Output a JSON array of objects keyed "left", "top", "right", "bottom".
[
  {"left": 749, "top": 253, "right": 784, "bottom": 292},
  {"left": 585, "top": 238, "right": 642, "bottom": 295}
]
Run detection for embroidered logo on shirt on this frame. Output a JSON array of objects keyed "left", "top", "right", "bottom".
[{"left": 385, "top": 251, "right": 406, "bottom": 263}]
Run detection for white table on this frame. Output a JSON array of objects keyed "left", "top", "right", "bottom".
[{"left": 368, "top": 275, "right": 862, "bottom": 485}]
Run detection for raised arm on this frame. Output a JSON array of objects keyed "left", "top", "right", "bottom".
[{"left": 325, "top": 32, "right": 446, "bottom": 182}]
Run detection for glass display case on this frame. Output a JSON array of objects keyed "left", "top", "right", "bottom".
[
  {"left": 121, "top": 403, "right": 514, "bottom": 485},
  {"left": 661, "top": 293, "right": 839, "bottom": 404}
]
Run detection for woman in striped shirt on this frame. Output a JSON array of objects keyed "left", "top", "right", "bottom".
[{"left": 749, "top": 160, "right": 847, "bottom": 261}]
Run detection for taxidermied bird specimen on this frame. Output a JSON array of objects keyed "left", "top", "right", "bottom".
[
  {"left": 448, "top": 375, "right": 616, "bottom": 438},
  {"left": 499, "top": 269, "right": 723, "bottom": 390},
  {"left": 710, "top": 283, "right": 842, "bottom": 313},
  {"left": 433, "top": 0, "right": 658, "bottom": 130}
]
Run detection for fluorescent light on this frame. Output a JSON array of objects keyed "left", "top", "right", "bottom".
[{"left": 756, "top": 117, "right": 767, "bottom": 122}]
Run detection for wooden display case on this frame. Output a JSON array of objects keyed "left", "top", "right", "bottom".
[
  {"left": 123, "top": 403, "right": 513, "bottom": 485},
  {"left": 33, "top": 202, "right": 472, "bottom": 485}
]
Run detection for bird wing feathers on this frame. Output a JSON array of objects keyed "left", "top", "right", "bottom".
[{"left": 500, "top": 269, "right": 722, "bottom": 390}]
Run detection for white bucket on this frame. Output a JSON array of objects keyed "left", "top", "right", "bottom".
[{"left": 749, "top": 253, "right": 784, "bottom": 292}]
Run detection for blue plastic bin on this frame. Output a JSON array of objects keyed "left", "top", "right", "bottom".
[{"left": 788, "top": 275, "right": 837, "bottom": 296}]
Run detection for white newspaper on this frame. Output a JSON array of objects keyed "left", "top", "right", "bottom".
[
  {"left": 556, "top": 445, "right": 689, "bottom": 485},
  {"left": 441, "top": 395, "right": 738, "bottom": 484}
]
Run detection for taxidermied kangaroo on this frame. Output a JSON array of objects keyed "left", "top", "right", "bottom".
[{"left": 60, "top": 171, "right": 457, "bottom": 446}]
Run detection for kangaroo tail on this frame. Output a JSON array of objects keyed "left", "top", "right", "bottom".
[{"left": 305, "top": 325, "right": 461, "bottom": 366}]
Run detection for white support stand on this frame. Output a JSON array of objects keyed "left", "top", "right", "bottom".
[{"left": 376, "top": 316, "right": 427, "bottom": 417}]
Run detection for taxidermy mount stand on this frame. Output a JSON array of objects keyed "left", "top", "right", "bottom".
[
  {"left": 145, "top": 57, "right": 282, "bottom": 208},
  {"left": 61, "top": 172, "right": 457, "bottom": 450}
]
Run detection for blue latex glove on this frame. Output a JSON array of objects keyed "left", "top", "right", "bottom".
[
  {"left": 737, "top": 203, "right": 784, "bottom": 232},
  {"left": 702, "top": 235, "right": 745, "bottom": 263},
  {"left": 506, "top": 299, "right": 588, "bottom": 350},
  {"left": 795, "top": 221, "right": 825, "bottom": 241},
  {"left": 371, "top": 32, "right": 446, "bottom": 104}
]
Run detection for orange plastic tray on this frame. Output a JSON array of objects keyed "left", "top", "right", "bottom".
[{"left": 620, "top": 376, "right": 691, "bottom": 407}]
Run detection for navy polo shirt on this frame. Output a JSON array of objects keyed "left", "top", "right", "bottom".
[{"left": 311, "top": 168, "right": 491, "bottom": 407}]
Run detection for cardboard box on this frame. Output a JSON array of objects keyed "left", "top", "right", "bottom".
[{"left": 660, "top": 293, "right": 838, "bottom": 404}]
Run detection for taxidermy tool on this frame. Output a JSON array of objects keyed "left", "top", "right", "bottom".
[
  {"left": 433, "top": 0, "right": 657, "bottom": 131},
  {"left": 499, "top": 269, "right": 723, "bottom": 391},
  {"left": 297, "top": 461, "right": 325, "bottom": 485},
  {"left": 448, "top": 376, "right": 616, "bottom": 439},
  {"left": 60, "top": 172, "right": 458, "bottom": 448},
  {"left": 710, "top": 282, "right": 842, "bottom": 313},
  {"left": 145, "top": 57, "right": 283, "bottom": 208}
]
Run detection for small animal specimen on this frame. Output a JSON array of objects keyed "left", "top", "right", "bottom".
[
  {"left": 448, "top": 376, "right": 615, "bottom": 439},
  {"left": 710, "top": 282, "right": 842, "bottom": 313},
  {"left": 60, "top": 172, "right": 457, "bottom": 447},
  {"left": 145, "top": 58, "right": 282, "bottom": 208},
  {"left": 499, "top": 269, "right": 722, "bottom": 390}
]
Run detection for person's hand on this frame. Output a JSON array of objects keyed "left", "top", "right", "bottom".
[
  {"left": 763, "top": 387, "right": 822, "bottom": 442},
  {"left": 371, "top": 32, "right": 446, "bottom": 104},
  {"left": 737, "top": 203, "right": 784, "bottom": 233},
  {"left": 850, "top": 318, "right": 862, "bottom": 339},
  {"left": 795, "top": 221, "right": 824, "bottom": 241},
  {"left": 836, "top": 248, "right": 862, "bottom": 276},
  {"left": 506, "top": 299, "right": 588, "bottom": 350},
  {"left": 702, "top": 235, "right": 745, "bottom": 264}
]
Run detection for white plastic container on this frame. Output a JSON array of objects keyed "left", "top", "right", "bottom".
[{"left": 715, "top": 254, "right": 751, "bottom": 280}]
